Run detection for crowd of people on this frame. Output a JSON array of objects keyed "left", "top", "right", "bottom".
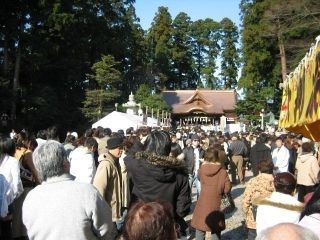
[{"left": 0, "top": 125, "right": 320, "bottom": 240}]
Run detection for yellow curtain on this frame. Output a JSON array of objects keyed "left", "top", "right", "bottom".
[{"left": 279, "top": 38, "right": 320, "bottom": 141}]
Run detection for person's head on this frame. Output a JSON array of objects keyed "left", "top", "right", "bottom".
[
  {"left": 84, "top": 137, "right": 98, "bottom": 153},
  {"left": 107, "top": 136, "right": 124, "bottom": 158},
  {"left": 93, "top": 126, "right": 104, "bottom": 138},
  {"left": 300, "top": 185, "right": 320, "bottom": 220},
  {"left": 258, "top": 158, "right": 274, "bottom": 174},
  {"left": 33, "top": 140, "right": 68, "bottom": 182},
  {"left": 256, "top": 223, "right": 318, "bottom": 240},
  {"left": 126, "top": 127, "right": 134, "bottom": 136},
  {"left": 185, "top": 139, "right": 192, "bottom": 147},
  {"left": 260, "top": 133, "right": 268, "bottom": 144},
  {"left": 275, "top": 137, "right": 284, "bottom": 148},
  {"left": 143, "top": 130, "right": 171, "bottom": 156},
  {"left": 204, "top": 147, "right": 220, "bottom": 163},
  {"left": 123, "top": 201, "right": 177, "bottom": 240},
  {"left": 176, "top": 132, "right": 182, "bottom": 140},
  {"left": 28, "top": 137, "right": 38, "bottom": 152},
  {"left": 65, "top": 134, "right": 75, "bottom": 144},
  {"left": 117, "top": 129, "right": 125, "bottom": 138},
  {"left": 15, "top": 131, "right": 29, "bottom": 149},
  {"left": 138, "top": 127, "right": 151, "bottom": 144},
  {"left": 0, "top": 134, "right": 16, "bottom": 158},
  {"left": 171, "top": 134, "right": 177, "bottom": 143},
  {"left": 191, "top": 134, "right": 200, "bottom": 148},
  {"left": 301, "top": 142, "right": 314, "bottom": 153},
  {"left": 37, "top": 129, "right": 47, "bottom": 140},
  {"left": 218, "top": 135, "right": 225, "bottom": 144},
  {"left": 123, "top": 135, "right": 140, "bottom": 154},
  {"left": 104, "top": 128, "right": 112, "bottom": 137},
  {"left": 231, "top": 135, "right": 238, "bottom": 141},
  {"left": 170, "top": 142, "right": 182, "bottom": 158},
  {"left": 46, "top": 126, "right": 59, "bottom": 141},
  {"left": 84, "top": 128, "right": 94, "bottom": 138},
  {"left": 274, "top": 172, "right": 296, "bottom": 195}
]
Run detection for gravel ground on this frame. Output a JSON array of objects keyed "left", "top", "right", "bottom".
[{"left": 186, "top": 170, "right": 253, "bottom": 240}]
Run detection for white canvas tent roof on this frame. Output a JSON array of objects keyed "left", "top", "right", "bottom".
[
  {"left": 92, "top": 111, "right": 141, "bottom": 132},
  {"left": 92, "top": 111, "right": 159, "bottom": 132}
]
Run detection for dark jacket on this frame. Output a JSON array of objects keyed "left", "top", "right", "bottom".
[
  {"left": 124, "top": 151, "right": 191, "bottom": 218},
  {"left": 250, "top": 143, "right": 272, "bottom": 176},
  {"left": 183, "top": 146, "right": 205, "bottom": 175}
]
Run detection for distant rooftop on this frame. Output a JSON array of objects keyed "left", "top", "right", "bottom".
[{"left": 162, "top": 89, "right": 237, "bottom": 116}]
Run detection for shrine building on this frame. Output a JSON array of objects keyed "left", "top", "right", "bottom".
[{"left": 162, "top": 89, "right": 237, "bottom": 126}]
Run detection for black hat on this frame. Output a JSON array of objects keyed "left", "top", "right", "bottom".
[{"left": 107, "top": 136, "right": 124, "bottom": 150}]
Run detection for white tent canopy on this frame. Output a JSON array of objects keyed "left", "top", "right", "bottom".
[{"left": 92, "top": 111, "right": 158, "bottom": 132}]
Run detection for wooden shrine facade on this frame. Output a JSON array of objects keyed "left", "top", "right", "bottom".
[{"left": 162, "top": 89, "right": 237, "bottom": 125}]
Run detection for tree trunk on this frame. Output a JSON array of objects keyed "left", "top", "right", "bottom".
[
  {"left": 11, "top": 42, "right": 21, "bottom": 121},
  {"left": 279, "top": 41, "right": 287, "bottom": 83},
  {"left": 277, "top": 18, "right": 287, "bottom": 83}
]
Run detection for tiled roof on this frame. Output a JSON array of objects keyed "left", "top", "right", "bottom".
[{"left": 162, "top": 89, "right": 237, "bottom": 115}]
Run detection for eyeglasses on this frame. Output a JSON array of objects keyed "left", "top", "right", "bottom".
[{"left": 193, "top": 139, "right": 200, "bottom": 142}]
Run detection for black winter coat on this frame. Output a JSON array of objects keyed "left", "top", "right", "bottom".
[
  {"left": 183, "top": 146, "right": 205, "bottom": 175},
  {"left": 249, "top": 143, "right": 272, "bottom": 176},
  {"left": 124, "top": 152, "right": 191, "bottom": 218}
]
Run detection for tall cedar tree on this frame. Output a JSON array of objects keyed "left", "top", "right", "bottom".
[
  {"left": 147, "top": 6, "right": 173, "bottom": 90},
  {"left": 171, "top": 12, "right": 197, "bottom": 89},
  {"left": 190, "top": 19, "right": 221, "bottom": 88},
  {"left": 220, "top": 18, "right": 239, "bottom": 89}
]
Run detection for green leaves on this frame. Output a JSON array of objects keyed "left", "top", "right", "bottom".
[
  {"left": 135, "top": 84, "right": 169, "bottom": 112},
  {"left": 82, "top": 55, "right": 122, "bottom": 122}
]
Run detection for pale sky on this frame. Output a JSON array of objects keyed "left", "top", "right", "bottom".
[{"left": 134, "top": 0, "right": 242, "bottom": 30}]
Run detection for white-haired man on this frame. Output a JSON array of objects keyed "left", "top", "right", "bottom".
[{"left": 22, "top": 140, "right": 113, "bottom": 240}]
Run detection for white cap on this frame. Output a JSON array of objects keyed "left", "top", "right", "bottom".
[{"left": 71, "top": 132, "right": 78, "bottom": 139}]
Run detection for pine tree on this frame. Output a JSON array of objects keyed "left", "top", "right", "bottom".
[{"left": 82, "top": 55, "right": 122, "bottom": 121}]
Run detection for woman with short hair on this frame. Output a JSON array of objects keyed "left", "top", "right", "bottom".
[{"left": 242, "top": 158, "right": 275, "bottom": 240}]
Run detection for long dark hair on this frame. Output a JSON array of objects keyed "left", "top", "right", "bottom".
[{"left": 143, "top": 130, "right": 171, "bottom": 156}]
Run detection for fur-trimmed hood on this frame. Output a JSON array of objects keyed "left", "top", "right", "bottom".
[
  {"left": 135, "top": 151, "right": 185, "bottom": 169},
  {"left": 128, "top": 151, "right": 186, "bottom": 183},
  {"left": 253, "top": 192, "right": 304, "bottom": 212}
]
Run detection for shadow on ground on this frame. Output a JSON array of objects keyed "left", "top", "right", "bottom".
[
  {"left": 231, "top": 187, "right": 245, "bottom": 200},
  {"left": 222, "top": 225, "right": 246, "bottom": 240}
]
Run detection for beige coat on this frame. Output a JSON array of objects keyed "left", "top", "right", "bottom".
[
  {"left": 93, "top": 152, "right": 122, "bottom": 221},
  {"left": 242, "top": 173, "right": 274, "bottom": 229},
  {"left": 295, "top": 153, "right": 320, "bottom": 186}
]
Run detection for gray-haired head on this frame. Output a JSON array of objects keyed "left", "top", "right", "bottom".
[
  {"left": 33, "top": 140, "right": 67, "bottom": 182},
  {"left": 256, "top": 223, "right": 319, "bottom": 240}
]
